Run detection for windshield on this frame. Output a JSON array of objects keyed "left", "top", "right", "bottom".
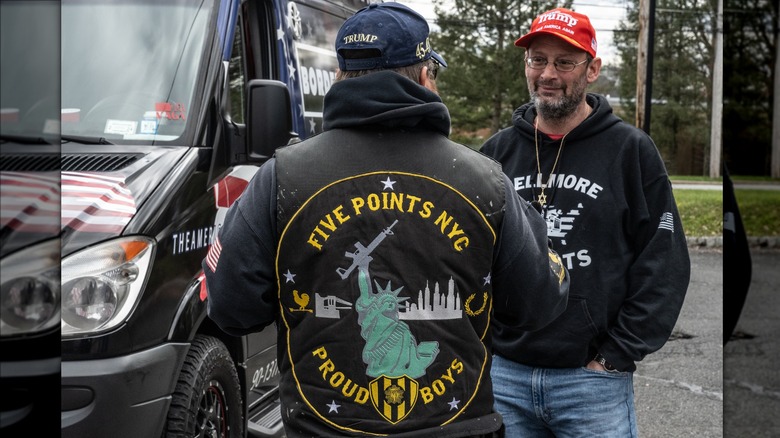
[
  {"left": 0, "top": 1, "right": 60, "bottom": 143},
  {"left": 61, "top": 0, "right": 214, "bottom": 143}
]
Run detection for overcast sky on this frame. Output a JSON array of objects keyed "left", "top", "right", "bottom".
[{"left": 393, "top": 0, "right": 629, "bottom": 66}]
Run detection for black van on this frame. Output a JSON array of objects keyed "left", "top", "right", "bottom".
[{"left": 3, "top": 1, "right": 380, "bottom": 437}]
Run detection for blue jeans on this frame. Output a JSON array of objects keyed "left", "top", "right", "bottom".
[{"left": 491, "top": 354, "right": 637, "bottom": 438}]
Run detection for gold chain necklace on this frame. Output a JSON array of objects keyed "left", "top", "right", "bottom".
[{"left": 534, "top": 119, "right": 567, "bottom": 208}]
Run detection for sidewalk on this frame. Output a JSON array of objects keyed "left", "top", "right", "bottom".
[
  {"left": 687, "top": 235, "right": 780, "bottom": 249},
  {"left": 670, "top": 179, "right": 780, "bottom": 191}
]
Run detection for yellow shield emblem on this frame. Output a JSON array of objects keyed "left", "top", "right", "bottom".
[{"left": 369, "top": 375, "right": 419, "bottom": 424}]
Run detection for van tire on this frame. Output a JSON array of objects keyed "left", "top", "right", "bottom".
[{"left": 165, "top": 335, "right": 244, "bottom": 438}]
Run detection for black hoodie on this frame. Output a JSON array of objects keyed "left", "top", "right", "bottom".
[{"left": 481, "top": 93, "right": 691, "bottom": 372}]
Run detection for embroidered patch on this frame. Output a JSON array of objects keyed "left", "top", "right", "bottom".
[
  {"left": 659, "top": 212, "right": 675, "bottom": 232},
  {"left": 205, "top": 236, "right": 222, "bottom": 272},
  {"left": 277, "top": 172, "right": 497, "bottom": 433}
]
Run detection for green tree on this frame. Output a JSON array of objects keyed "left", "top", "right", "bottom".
[
  {"left": 614, "top": 0, "right": 716, "bottom": 175},
  {"left": 431, "top": 0, "right": 571, "bottom": 147},
  {"left": 723, "top": 0, "right": 777, "bottom": 176}
]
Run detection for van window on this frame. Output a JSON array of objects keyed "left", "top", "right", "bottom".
[
  {"left": 228, "top": 20, "right": 245, "bottom": 124},
  {"left": 61, "top": 0, "right": 215, "bottom": 143}
]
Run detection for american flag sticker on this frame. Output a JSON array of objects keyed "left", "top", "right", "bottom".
[
  {"left": 658, "top": 212, "right": 675, "bottom": 232},
  {"left": 61, "top": 171, "right": 136, "bottom": 233},
  {"left": 0, "top": 171, "right": 61, "bottom": 234},
  {"left": 206, "top": 236, "right": 222, "bottom": 272}
]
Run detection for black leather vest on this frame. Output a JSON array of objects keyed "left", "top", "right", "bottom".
[{"left": 274, "top": 128, "right": 505, "bottom": 435}]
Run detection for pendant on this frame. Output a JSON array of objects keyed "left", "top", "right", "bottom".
[
  {"left": 537, "top": 191, "right": 547, "bottom": 206},
  {"left": 537, "top": 184, "right": 547, "bottom": 206}
]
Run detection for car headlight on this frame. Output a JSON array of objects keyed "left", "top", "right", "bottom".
[
  {"left": 61, "top": 237, "right": 155, "bottom": 337},
  {"left": 0, "top": 239, "right": 61, "bottom": 337}
]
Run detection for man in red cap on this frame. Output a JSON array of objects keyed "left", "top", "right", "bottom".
[{"left": 481, "top": 8, "right": 691, "bottom": 437}]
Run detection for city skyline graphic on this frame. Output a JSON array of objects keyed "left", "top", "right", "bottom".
[{"left": 314, "top": 276, "right": 462, "bottom": 320}]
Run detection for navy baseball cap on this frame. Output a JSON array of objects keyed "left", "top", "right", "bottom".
[{"left": 336, "top": 2, "right": 447, "bottom": 71}]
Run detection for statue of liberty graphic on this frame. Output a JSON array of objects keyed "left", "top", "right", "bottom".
[{"left": 337, "top": 220, "right": 439, "bottom": 379}]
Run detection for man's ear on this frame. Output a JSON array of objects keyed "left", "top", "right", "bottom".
[
  {"left": 419, "top": 65, "right": 430, "bottom": 86},
  {"left": 419, "top": 66, "right": 438, "bottom": 93},
  {"left": 587, "top": 57, "right": 602, "bottom": 84}
]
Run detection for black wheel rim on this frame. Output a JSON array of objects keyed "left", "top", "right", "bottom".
[{"left": 196, "top": 379, "right": 228, "bottom": 438}]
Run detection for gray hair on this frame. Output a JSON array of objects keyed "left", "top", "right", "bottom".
[{"left": 335, "top": 58, "right": 436, "bottom": 82}]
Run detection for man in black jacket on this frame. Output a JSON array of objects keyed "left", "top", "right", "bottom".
[
  {"left": 480, "top": 7, "right": 691, "bottom": 438},
  {"left": 203, "top": 3, "right": 568, "bottom": 437}
]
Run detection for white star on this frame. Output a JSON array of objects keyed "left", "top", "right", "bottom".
[
  {"left": 283, "top": 269, "right": 296, "bottom": 283},
  {"left": 483, "top": 272, "right": 491, "bottom": 285},
  {"left": 287, "top": 62, "right": 297, "bottom": 81},
  {"left": 327, "top": 400, "right": 341, "bottom": 413},
  {"left": 276, "top": 25, "right": 286, "bottom": 41},
  {"left": 448, "top": 397, "right": 460, "bottom": 411},
  {"left": 381, "top": 177, "right": 397, "bottom": 191},
  {"left": 308, "top": 118, "right": 316, "bottom": 134}
]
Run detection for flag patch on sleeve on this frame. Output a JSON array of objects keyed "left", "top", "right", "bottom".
[
  {"left": 658, "top": 212, "right": 675, "bottom": 232},
  {"left": 206, "top": 236, "right": 223, "bottom": 272}
]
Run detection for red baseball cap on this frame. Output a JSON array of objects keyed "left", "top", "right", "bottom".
[{"left": 514, "top": 8, "right": 597, "bottom": 57}]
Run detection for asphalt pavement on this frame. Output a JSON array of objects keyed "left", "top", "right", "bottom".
[
  {"left": 724, "top": 248, "right": 780, "bottom": 437},
  {"left": 634, "top": 247, "right": 780, "bottom": 438},
  {"left": 633, "top": 247, "right": 724, "bottom": 437}
]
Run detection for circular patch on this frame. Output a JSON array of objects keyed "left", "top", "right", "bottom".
[{"left": 277, "top": 172, "right": 496, "bottom": 433}]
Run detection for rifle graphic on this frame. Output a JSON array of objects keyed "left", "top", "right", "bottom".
[{"left": 336, "top": 219, "right": 399, "bottom": 280}]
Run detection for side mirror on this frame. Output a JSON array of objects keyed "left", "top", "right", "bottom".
[{"left": 246, "top": 79, "right": 297, "bottom": 161}]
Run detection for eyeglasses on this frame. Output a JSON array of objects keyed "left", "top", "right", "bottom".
[
  {"left": 525, "top": 56, "right": 588, "bottom": 72},
  {"left": 429, "top": 60, "right": 440, "bottom": 80}
]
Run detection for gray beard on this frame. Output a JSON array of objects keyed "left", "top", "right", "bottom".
[{"left": 532, "top": 89, "right": 582, "bottom": 121}]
